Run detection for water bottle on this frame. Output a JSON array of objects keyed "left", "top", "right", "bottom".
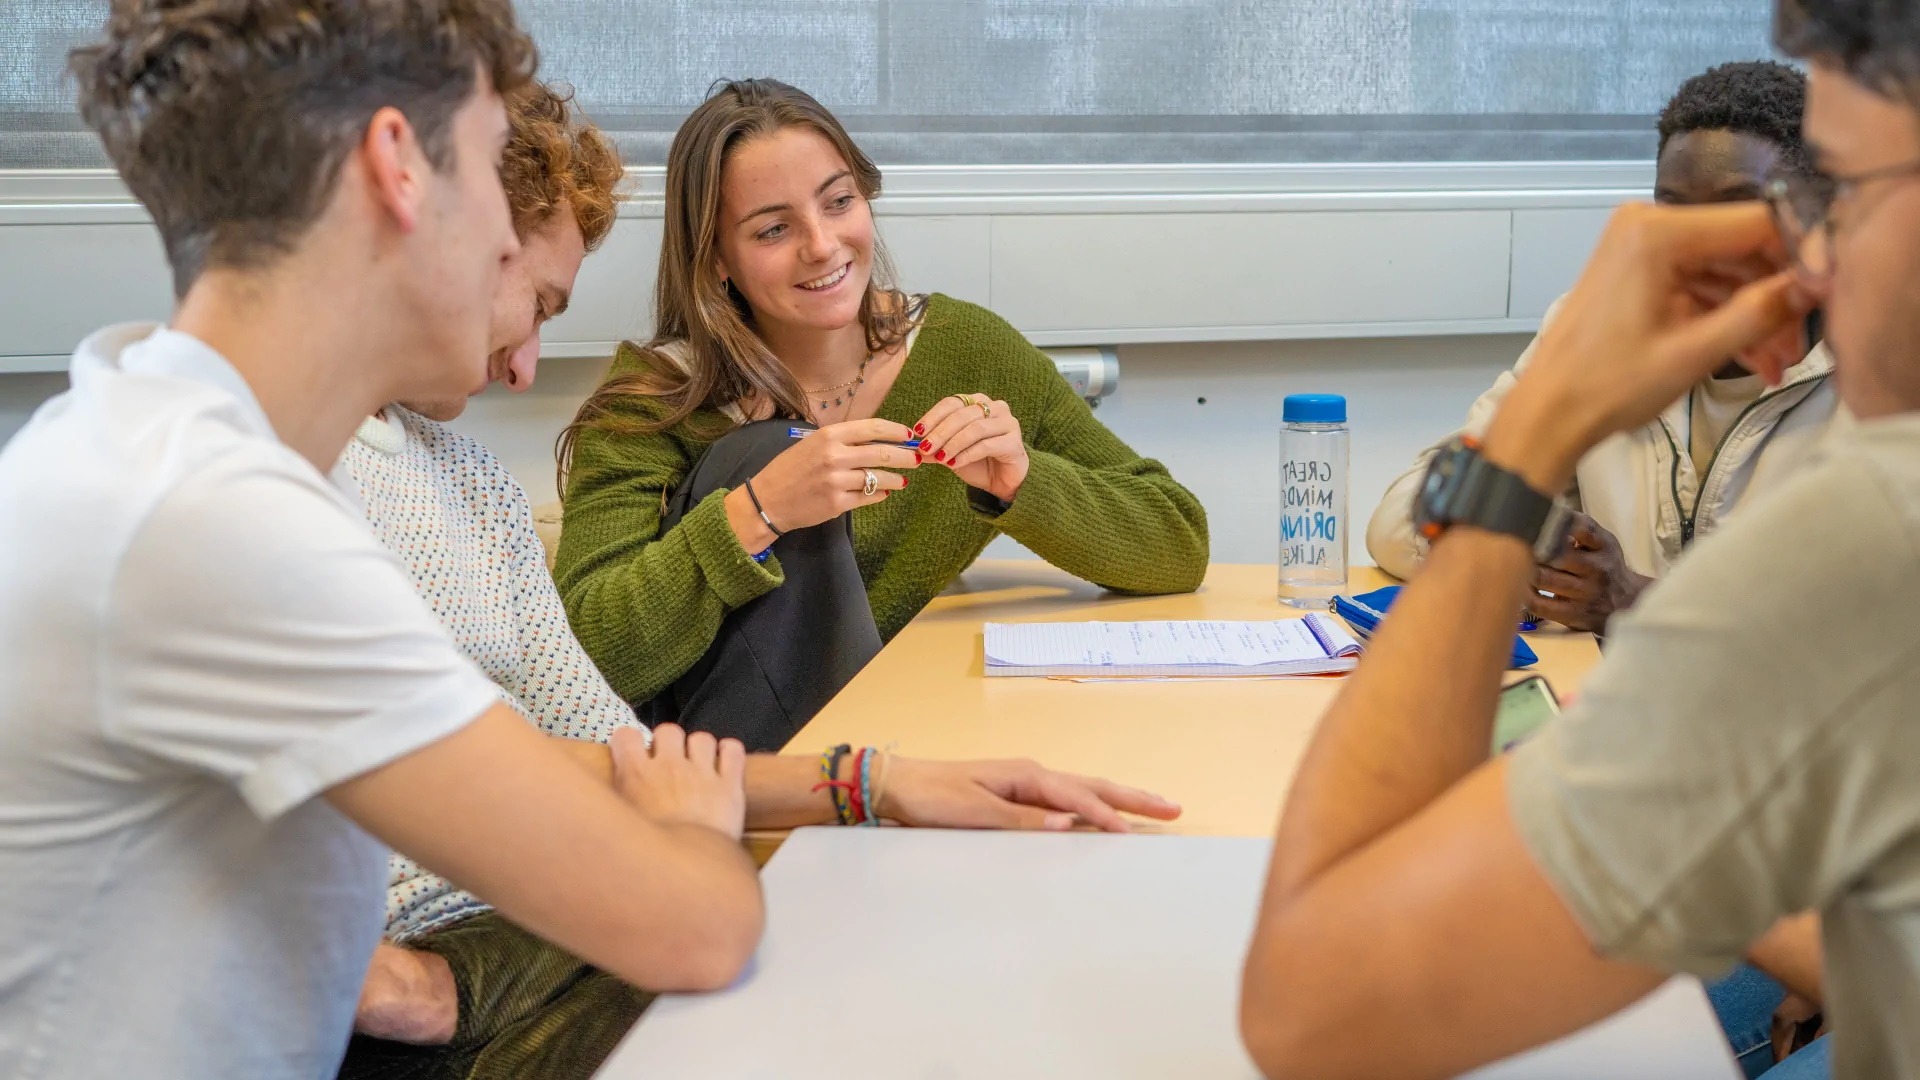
[{"left": 1278, "top": 393, "right": 1349, "bottom": 607}]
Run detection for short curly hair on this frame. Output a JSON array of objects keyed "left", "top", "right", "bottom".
[
  {"left": 1657, "top": 60, "right": 1812, "bottom": 178},
  {"left": 70, "top": 0, "right": 537, "bottom": 297},
  {"left": 501, "top": 81, "right": 625, "bottom": 252}
]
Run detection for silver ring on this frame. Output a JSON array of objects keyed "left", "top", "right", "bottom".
[{"left": 862, "top": 469, "right": 879, "bottom": 496}]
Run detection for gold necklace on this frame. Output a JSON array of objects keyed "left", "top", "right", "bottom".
[{"left": 806, "top": 352, "right": 873, "bottom": 418}]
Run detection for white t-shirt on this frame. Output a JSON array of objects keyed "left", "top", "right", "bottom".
[
  {"left": 1689, "top": 372, "right": 1767, "bottom": 477},
  {"left": 341, "top": 407, "right": 645, "bottom": 941},
  {"left": 0, "top": 325, "right": 500, "bottom": 1079}
]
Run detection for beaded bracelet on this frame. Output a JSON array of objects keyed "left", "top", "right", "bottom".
[
  {"left": 867, "top": 750, "right": 891, "bottom": 823},
  {"left": 848, "top": 747, "right": 869, "bottom": 825},
  {"left": 810, "top": 744, "right": 854, "bottom": 825},
  {"left": 858, "top": 747, "right": 879, "bottom": 827}
]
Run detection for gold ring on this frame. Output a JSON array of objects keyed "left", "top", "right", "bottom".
[
  {"left": 976, "top": 400, "right": 992, "bottom": 419},
  {"left": 951, "top": 393, "right": 973, "bottom": 407},
  {"left": 862, "top": 469, "right": 879, "bottom": 496}
]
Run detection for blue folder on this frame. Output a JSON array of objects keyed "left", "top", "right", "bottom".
[{"left": 1330, "top": 585, "right": 1538, "bottom": 670}]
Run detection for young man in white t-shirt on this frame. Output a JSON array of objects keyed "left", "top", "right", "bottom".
[
  {"left": 339, "top": 80, "right": 1184, "bottom": 1077},
  {"left": 0, "top": 6, "right": 763, "bottom": 1077}
]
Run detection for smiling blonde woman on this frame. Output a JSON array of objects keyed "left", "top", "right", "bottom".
[{"left": 555, "top": 79, "right": 1208, "bottom": 750}]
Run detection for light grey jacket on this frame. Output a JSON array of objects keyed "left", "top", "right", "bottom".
[{"left": 1368, "top": 299, "right": 1840, "bottom": 580}]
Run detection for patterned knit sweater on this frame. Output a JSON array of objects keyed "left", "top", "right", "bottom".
[
  {"left": 342, "top": 407, "right": 645, "bottom": 942},
  {"left": 555, "top": 294, "right": 1210, "bottom": 705}
]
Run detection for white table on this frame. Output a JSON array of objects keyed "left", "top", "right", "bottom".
[{"left": 598, "top": 829, "right": 1740, "bottom": 1079}]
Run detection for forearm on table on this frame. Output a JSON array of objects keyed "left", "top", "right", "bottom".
[
  {"left": 994, "top": 449, "right": 1209, "bottom": 594},
  {"left": 1268, "top": 527, "right": 1534, "bottom": 898},
  {"left": 743, "top": 753, "right": 842, "bottom": 830},
  {"left": 332, "top": 709, "right": 763, "bottom": 992},
  {"left": 548, "top": 735, "right": 845, "bottom": 831},
  {"left": 1269, "top": 400, "right": 1583, "bottom": 899}
]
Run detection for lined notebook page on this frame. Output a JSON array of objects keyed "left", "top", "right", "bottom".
[{"left": 983, "top": 615, "right": 1360, "bottom": 677}]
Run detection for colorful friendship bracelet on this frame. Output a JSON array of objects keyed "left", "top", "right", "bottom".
[
  {"left": 811, "top": 743, "right": 854, "bottom": 825},
  {"left": 810, "top": 744, "right": 886, "bottom": 826},
  {"left": 848, "top": 747, "right": 869, "bottom": 825},
  {"left": 858, "top": 747, "right": 879, "bottom": 827},
  {"left": 868, "top": 750, "right": 891, "bottom": 822}
]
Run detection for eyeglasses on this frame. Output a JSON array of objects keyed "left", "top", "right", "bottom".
[{"left": 1766, "top": 158, "right": 1920, "bottom": 281}]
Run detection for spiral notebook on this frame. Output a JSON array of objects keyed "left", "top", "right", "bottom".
[{"left": 983, "top": 615, "right": 1362, "bottom": 678}]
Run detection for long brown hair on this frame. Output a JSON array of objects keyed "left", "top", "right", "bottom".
[{"left": 557, "top": 78, "right": 915, "bottom": 483}]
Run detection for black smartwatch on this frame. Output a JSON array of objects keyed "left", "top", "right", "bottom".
[{"left": 1413, "top": 436, "right": 1573, "bottom": 563}]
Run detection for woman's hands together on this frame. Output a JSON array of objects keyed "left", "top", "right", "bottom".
[
  {"left": 723, "top": 418, "right": 918, "bottom": 550},
  {"left": 912, "top": 394, "right": 1029, "bottom": 503}
]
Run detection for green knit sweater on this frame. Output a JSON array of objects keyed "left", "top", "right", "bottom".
[{"left": 555, "top": 294, "right": 1209, "bottom": 704}]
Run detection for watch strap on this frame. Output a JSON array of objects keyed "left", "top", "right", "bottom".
[{"left": 1420, "top": 437, "right": 1569, "bottom": 561}]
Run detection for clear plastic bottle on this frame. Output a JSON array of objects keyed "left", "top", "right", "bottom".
[{"left": 1278, "top": 393, "right": 1349, "bottom": 607}]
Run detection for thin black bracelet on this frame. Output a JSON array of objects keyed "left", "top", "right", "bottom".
[{"left": 742, "top": 476, "right": 785, "bottom": 538}]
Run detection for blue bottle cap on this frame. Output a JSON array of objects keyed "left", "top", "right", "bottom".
[{"left": 1283, "top": 393, "right": 1347, "bottom": 424}]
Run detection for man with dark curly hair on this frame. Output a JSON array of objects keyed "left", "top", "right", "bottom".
[
  {"left": 1660, "top": 60, "right": 1818, "bottom": 181},
  {"left": 1370, "top": 60, "right": 1839, "bottom": 636}
]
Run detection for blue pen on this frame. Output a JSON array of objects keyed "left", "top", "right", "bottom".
[{"left": 787, "top": 426, "right": 922, "bottom": 450}]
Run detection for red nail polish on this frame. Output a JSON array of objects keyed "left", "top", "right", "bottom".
[
  {"left": 901, "top": 475, "right": 910, "bottom": 488},
  {"left": 914, "top": 424, "right": 925, "bottom": 435},
  {"left": 917, "top": 439, "right": 930, "bottom": 450},
  {"left": 934, "top": 449, "right": 946, "bottom": 462},
  {"left": 914, "top": 452, "right": 923, "bottom": 464}
]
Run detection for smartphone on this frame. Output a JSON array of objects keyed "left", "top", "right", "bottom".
[{"left": 1493, "top": 675, "right": 1561, "bottom": 754}]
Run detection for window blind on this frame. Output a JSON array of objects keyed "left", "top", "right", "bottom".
[{"left": 2, "top": 0, "right": 1776, "bottom": 169}]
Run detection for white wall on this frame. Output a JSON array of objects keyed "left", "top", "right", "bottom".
[
  {"left": 2, "top": 332, "right": 1525, "bottom": 568},
  {"left": 0, "top": 161, "right": 1586, "bottom": 575},
  {"left": 0, "top": 163, "right": 1631, "bottom": 372},
  {"left": 1066, "top": 334, "right": 1525, "bottom": 566}
]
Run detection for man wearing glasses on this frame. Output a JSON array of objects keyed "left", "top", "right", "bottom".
[
  {"left": 1240, "top": 2, "right": 1920, "bottom": 1078},
  {"left": 1368, "top": 61, "right": 1839, "bottom": 637}
]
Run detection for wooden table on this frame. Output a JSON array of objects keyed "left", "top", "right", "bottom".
[{"left": 756, "top": 562, "right": 1599, "bottom": 854}]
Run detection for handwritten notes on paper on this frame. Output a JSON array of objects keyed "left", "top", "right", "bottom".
[{"left": 983, "top": 616, "right": 1361, "bottom": 678}]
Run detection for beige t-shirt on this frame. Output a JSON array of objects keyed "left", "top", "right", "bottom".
[
  {"left": 1508, "top": 411, "right": 1920, "bottom": 1079},
  {"left": 1688, "top": 372, "right": 1768, "bottom": 476}
]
